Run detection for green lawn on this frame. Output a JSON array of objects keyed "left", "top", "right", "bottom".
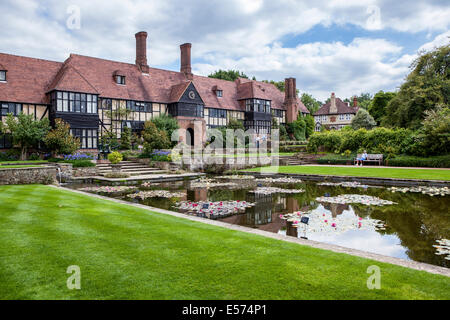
[
  {"left": 245, "top": 165, "right": 450, "bottom": 181},
  {"left": 210, "top": 152, "right": 295, "bottom": 158},
  {"left": 0, "top": 185, "right": 448, "bottom": 300},
  {"left": 0, "top": 160, "right": 48, "bottom": 165}
]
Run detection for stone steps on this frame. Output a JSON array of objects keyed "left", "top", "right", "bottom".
[{"left": 96, "top": 161, "right": 166, "bottom": 176}]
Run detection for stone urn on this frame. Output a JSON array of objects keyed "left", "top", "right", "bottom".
[{"left": 110, "top": 163, "right": 122, "bottom": 173}]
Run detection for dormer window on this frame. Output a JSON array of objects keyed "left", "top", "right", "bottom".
[
  {"left": 113, "top": 70, "right": 125, "bottom": 85},
  {"left": 0, "top": 70, "right": 6, "bottom": 82},
  {"left": 216, "top": 90, "right": 223, "bottom": 97},
  {"left": 116, "top": 75, "right": 125, "bottom": 85}
]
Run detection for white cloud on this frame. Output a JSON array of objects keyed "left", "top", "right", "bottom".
[{"left": 0, "top": 0, "right": 449, "bottom": 101}]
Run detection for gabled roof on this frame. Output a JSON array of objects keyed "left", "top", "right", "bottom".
[
  {"left": 0, "top": 51, "right": 305, "bottom": 114},
  {"left": 169, "top": 81, "right": 191, "bottom": 103},
  {"left": 0, "top": 53, "right": 62, "bottom": 104},
  {"left": 314, "top": 98, "right": 358, "bottom": 115},
  {"left": 47, "top": 63, "right": 99, "bottom": 94}
]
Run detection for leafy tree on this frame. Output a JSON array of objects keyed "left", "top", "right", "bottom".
[
  {"left": 44, "top": 119, "right": 80, "bottom": 156},
  {"left": 369, "top": 91, "right": 397, "bottom": 125},
  {"left": 301, "top": 93, "right": 322, "bottom": 114},
  {"left": 405, "top": 106, "right": 450, "bottom": 156},
  {"left": 304, "top": 114, "right": 315, "bottom": 138},
  {"left": 354, "top": 93, "right": 372, "bottom": 110},
  {"left": 227, "top": 118, "right": 245, "bottom": 130},
  {"left": 0, "top": 113, "right": 50, "bottom": 160},
  {"left": 100, "top": 131, "right": 120, "bottom": 151},
  {"left": 351, "top": 109, "right": 377, "bottom": 130},
  {"left": 120, "top": 126, "right": 132, "bottom": 150},
  {"left": 142, "top": 121, "right": 170, "bottom": 154},
  {"left": 383, "top": 44, "right": 450, "bottom": 129},
  {"left": 151, "top": 114, "right": 179, "bottom": 146},
  {"left": 286, "top": 118, "right": 306, "bottom": 141},
  {"left": 279, "top": 124, "right": 288, "bottom": 141},
  {"left": 208, "top": 69, "right": 249, "bottom": 81}
]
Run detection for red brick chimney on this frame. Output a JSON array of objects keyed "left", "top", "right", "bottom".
[
  {"left": 353, "top": 96, "right": 358, "bottom": 108},
  {"left": 135, "top": 31, "right": 149, "bottom": 73},
  {"left": 180, "top": 43, "right": 193, "bottom": 80},
  {"left": 285, "top": 78, "right": 299, "bottom": 123},
  {"left": 330, "top": 92, "right": 337, "bottom": 113}
]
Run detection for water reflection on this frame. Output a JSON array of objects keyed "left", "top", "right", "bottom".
[{"left": 68, "top": 179, "right": 450, "bottom": 268}]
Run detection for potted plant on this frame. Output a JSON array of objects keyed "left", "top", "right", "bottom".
[{"left": 108, "top": 151, "right": 123, "bottom": 172}]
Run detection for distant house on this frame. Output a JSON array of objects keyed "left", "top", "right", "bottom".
[{"left": 313, "top": 93, "right": 359, "bottom": 131}]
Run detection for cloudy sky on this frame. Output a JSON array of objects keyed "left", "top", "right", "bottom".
[{"left": 1, "top": 0, "right": 449, "bottom": 101}]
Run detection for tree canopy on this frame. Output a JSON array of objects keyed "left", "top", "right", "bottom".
[
  {"left": 301, "top": 93, "right": 322, "bottom": 114},
  {"left": 351, "top": 109, "right": 377, "bottom": 130},
  {"left": 44, "top": 119, "right": 80, "bottom": 156},
  {"left": 0, "top": 113, "right": 50, "bottom": 160},
  {"left": 208, "top": 70, "right": 249, "bottom": 81},
  {"left": 369, "top": 91, "right": 397, "bottom": 125},
  {"left": 382, "top": 44, "right": 450, "bottom": 129}
]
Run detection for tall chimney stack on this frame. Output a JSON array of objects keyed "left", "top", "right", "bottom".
[
  {"left": 180, "top": 43, "right": 193, "bottom": 80},
  {"left": 135, "top": 31, "right": 149, "bottom": 73},
  {"left": 330, "top": 92, "right": 337, "bottom": 113},
  {"left": 353, "top": 96, "right": 358, "bottom": 108},
  {"left": 285, "top": 78, "right": 299, "bottom": 123}
]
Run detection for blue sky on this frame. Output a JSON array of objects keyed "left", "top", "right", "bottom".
[{"left": 1, "top": 0, "right": 449, "bottom": 101}]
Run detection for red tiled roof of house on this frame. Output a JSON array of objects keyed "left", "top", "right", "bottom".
[
  {"left": 313, "top": 98, "right": 358, "bottom": 115},
  {"left": 0, "top": 51, "right": 305, "bottom": 114},
  {"left": 0, "top": 53, "right": 62, "bottom": 104},
  {"left": 168, "top": 81, "right": 191, "bottom": 103}
]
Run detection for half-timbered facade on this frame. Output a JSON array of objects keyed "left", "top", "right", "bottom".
[{"left": 0, "top": 31, "right": 309, "bottom": 153}]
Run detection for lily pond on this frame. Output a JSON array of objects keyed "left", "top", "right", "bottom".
[{"left": 68, "top": 176, "right": 450, "bottom": 268}]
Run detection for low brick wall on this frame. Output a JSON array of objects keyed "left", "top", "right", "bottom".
[{"left": 0, "top": 166, "right": 58, "bottom": 185}]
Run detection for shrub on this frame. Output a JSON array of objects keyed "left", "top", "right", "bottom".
[
  {"left": 44, "top": 119, "right": 80, "bottom": 156},
  {"left": 64, "top": 153, "right": 94, "bottom": 161},
  {"left": 120, "top": 126, "right": 132, "bottom": 150},
  {"left": 28, "top": 153, "right": 40, "bottom": 161},
  {"left": 150, "top": 150, "right": 171, "bottom": 162},
  {"left": 142, "top": 121, "right": 170, "bottom": 153},
  {"left": 121, "top": 150, "right": 139, "bottom": 161},
  {"left": 317, "top": 153, "right": 355, "bottom": 165},
  {"left": 0, "top": 150, "right": 19, "bottom": 161},
  {"left": 108, "top": 151, "right": 123, "bottom": 164},
  {"left": 387, "top": 154, "right": 450, "bottom": 168}
]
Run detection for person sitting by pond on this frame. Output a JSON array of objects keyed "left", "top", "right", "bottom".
[{"left": 355, "top": 150, "right": 368, "bottom": 166}]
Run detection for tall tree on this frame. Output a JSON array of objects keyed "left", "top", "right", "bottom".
[
  {"left": 383, "top": 44, "right": 450, "bottom": 129},
  {"left": 351, "top": 109, "right": 377, "bottom": 130},
  {"left": 369, "top": 91, "right": 397, "bottom": 125},
  {"left": 301, "top": 93, "right": 322, "bottom": 114},
  {"left": 0, "top": 113, "right": 50, "bottom": 160},
  {"left": 151, "top": 114, "right": 179, "bottom": 146},
  {"left": 208, "top": 70, "right": 249, "bottom": 81}
]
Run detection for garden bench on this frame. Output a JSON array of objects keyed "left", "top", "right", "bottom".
[{"left": 354, "top": 154, "right": 383, "bottom": 166}]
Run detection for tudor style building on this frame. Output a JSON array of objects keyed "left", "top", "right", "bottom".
[
  {"left": 0, "top": 31, "right": 308, "bottom": 154},
  {"left": 313, "top": 93, "right": 359, "bottom": 131}
]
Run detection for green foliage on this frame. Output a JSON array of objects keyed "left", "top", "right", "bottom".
[
  {"left": 301, "top": 93, "right": 322, "bottom": 114},
  {"left": 44, "top": 119, "right": 80, "bottom": 156},
  {"left": 317, "top": 153, "right": 355, "bottom": 165},
  {"left": 227, "top": 118, "right": 245, "bottom": 130},
  {"left": 100, "top": 131, "right": 120, "bottom": 151},
  {"left": 369, "top": 91, "right": 396, "bottom": 125},
  {"left": 403, "top": 107, "right": 450, "bottom": 156},
  {"left": 286, "top": 119, "right": 306, "bottom": 141},
  {"left": 307, "top": 127, "right": 415, "bottom": 155},
  {"left": 279, "top": 124, "right": 288, "bottom": 141},
  {"left": 208, "top": 69, "right": 249, "bottom": 81},
  {"left": 387, "top": 154, "right": 450, "bottom": 168},
  {"left": 142, "top": 121, "right": 170, "bottom": 153},
  {"left": 262, "top": 80, "right": 285, "bottom": 92},
  {"left": 151, "top": 114, "right": 179, "bottom": 146},
  {"left": 304, "top": 114, "right": 315, "bottom": 138},
  {"left": 354, "top": 93, "right": 372, "bottom": 110},
  {"left": 120, "top": 127, "right": 132, "bottom": 150},
  {"left": 108, "top": 151, "right": 123, "bottom": 164},
  {"left": 64, "top": 159, "right": 96, "bottom": 168},
  {"left": 383, "top": 44, "right": 450, "bottom": 129},
  {"left": 351, "top": 109, "right": 376, "bottom": 130},
  {"left": 120, "top": 150, "right": 139, "bottom": 161},
  {"left": 0, "top": 113, "right": 50, "bottom": 160}
]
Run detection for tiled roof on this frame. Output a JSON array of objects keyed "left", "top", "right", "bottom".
[
  {"left": 313, "top": 97, "right": 358, "bottom": 115},
  {"left": 0, "top": 51, "right": 307, "bottom": 114},
  {"left": 0, "top": 53, "right": 62, "bottom": 104}
]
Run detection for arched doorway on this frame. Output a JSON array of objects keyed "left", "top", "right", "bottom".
[{"left": 187, "top": 128, "right": 194, "bottom": 147}]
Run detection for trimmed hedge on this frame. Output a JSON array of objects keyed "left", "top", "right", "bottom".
[
  {"left": 387, "top": 155, "right": 450, "bottom": 168},
  {"left": 317, "top": 153, "right": 355, "bottom": 165},
  {"left": 63, "top": 159, "right": 95, "bottom": 168}
]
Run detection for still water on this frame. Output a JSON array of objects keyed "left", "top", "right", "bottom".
[{"left": 68, "top": 178, "right": 450, "bottom": 268}]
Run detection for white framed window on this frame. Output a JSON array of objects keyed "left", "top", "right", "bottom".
[
  {"left": 0, "top": 70, "right": 6, "bottom": 81},
  {"left": 216, "top": 90, "right": 223, "bottom": 97}
]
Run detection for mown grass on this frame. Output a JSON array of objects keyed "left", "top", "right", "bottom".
[
  {"left": 0, "top": 185, "right": 448, "bottom": 300},
  {"left": 245, "top": 165, "right": 450, "bottom": 181}
]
